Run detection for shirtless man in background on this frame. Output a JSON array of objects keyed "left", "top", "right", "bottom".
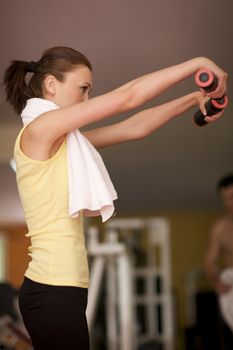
[{"left": 205, "top": 174, "right": 233, "bottom": 334}]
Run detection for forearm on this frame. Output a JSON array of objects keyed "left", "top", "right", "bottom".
[
  {"left": 84, "top": 91, "right": 202, "bottom": 147},
  {"left": 205, "top": 263, "right": 220, "bottom": 287},
  {"left": 125, "top": 91, "right": 201, "bottom": 139},
  {"left": 205, "top": 260, "right": 232, "bottom": 294},
  {"left": 116, "top": 57, "right": 205, "bottom": 106}
]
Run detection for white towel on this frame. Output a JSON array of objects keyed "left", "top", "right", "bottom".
[
  {"left": 20, "top": 98, "right": 118, "bottom": 222},
  {"left": 219, "top": 268, "right": 233, "bottom": 332}
]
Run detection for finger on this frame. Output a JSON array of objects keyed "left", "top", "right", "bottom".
[
  {"left": 206, "top": 88, "right": 222, "bottom": 99},
  {"left": 209, "top": 79, "right": 226, "bottom": 99},
  {"left": 205, "top": 116, "right": 218, "bottom": 123},
  {"left": 200, "top": 88, "right": 206, "bottom": 96},
  {"left": 204, "top": 110, "right": 224, "bottom": 123},
  {"left": 200, "top": 103, "right": 207, "bottom": 116},
  {"left": 214, "top": 110, "right": 224, "bottom": 118},
  {"left": 199, "top": 96, "right": 210, "bottom": 115}
]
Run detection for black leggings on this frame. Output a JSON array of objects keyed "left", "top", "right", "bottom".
[{"left": 18, "top": 277, "right": 89, "bottom": 350}]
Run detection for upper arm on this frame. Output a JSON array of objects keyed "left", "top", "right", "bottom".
[
  {"left": 205, "top": 224, "right": 222, "bottom": 266},
  {"left": 28, "top": 89, "right": 134, "bottom": 144}
]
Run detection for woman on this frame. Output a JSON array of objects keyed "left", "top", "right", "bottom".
[{"left": 4, "top": 46, "right": 227, "bottom": 350}]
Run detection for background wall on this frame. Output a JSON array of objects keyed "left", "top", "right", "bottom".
[{"left": 1, "top": 225, "right": 29, "bottom": 287}]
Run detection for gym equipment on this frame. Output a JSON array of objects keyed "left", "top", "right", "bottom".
[
  {"left": 0, "top": 316, "right": 33, "bottom": 350},
  {"left": 193, "top": 69, "right": 228, "bottom": 126},
  {"left": 86, "top": 225, "right": 135, "bottom": 350},
  {"left": 0, "top": 234, "right": 7, "bottom": 282},
  {"left": 86, "top": 217, "right": 174, "bottom": 350}
]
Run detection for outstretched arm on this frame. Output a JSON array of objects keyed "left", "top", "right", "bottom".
[
  {"left": 114, "top": 57, "right": 226, "bottom": 103},
  {"left": 83, "top": 91, "right": 223, "bottom": 149},
  {"left": 29, "top": 57, "right": 227, "bottom": 144}
]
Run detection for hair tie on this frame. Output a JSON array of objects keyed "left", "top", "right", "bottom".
[{"left": 27, "top": 61, "right": 38, "bottom": 73}]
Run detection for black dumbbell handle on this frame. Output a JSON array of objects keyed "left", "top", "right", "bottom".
[{"left": 193, "top": 97, "right": 228, "bottom": 126}]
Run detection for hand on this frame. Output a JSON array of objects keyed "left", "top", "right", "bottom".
[
  {"left": 215, "top": 280, "right": 232, "bottom": 295},
  {"left": 198, "top": 57, "right": 228, "bottom": 99},
  {"left": 204, "top": 110, "right": 224, "bottom": 124},
  {"left": 195, "top": 91, "right": 224, "bottom": 124}
]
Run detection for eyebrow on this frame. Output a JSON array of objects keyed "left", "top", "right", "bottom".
[{"left": 83, "top": 82, "right": 92, "bottom": 89}]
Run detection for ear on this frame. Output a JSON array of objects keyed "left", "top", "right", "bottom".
[{"left": 43, "top": 75, "right": 57, "bottom": 96}]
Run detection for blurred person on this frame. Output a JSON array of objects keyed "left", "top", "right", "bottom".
[{"left": 205, "top": 174, "right": 233, "bottom": 347}]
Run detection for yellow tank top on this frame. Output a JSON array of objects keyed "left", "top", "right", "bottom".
[{"left": 14, "top": 126, "right": 89, "bottom": 288}]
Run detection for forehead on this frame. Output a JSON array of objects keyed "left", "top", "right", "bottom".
[{"left": 67, "top": 66, "right": 92, "bottom": 82}]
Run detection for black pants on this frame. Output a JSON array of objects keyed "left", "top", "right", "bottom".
[
  {"left": 220, "top": 314, "right": 233, "bottom": 350},
  {"left": 18, "top": 277, "right": 89, "bottom": 350}
]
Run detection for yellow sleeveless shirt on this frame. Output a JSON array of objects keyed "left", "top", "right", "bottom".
[{"left": 14, "top": 126, "right": 89, "bottom": 288}]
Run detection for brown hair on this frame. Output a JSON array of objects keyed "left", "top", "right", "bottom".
[{"left": 3, "top": 46, "right": 92, "bottom": 114}]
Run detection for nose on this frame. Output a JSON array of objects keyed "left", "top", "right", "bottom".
[{"left": 83, "top": 94, "right": 89, "bottom": 102}]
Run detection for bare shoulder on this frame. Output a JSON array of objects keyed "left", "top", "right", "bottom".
[{"left": 20, "top": 118, "right": 66, "bottom": 161}]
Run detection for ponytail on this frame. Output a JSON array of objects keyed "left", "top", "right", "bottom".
[{"left": 3, "top": 61, "right": 34, "bottom": 115}]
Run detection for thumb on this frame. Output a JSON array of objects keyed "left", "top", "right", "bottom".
[{"left": 200, "top": 101, "right": 207, "bottom": 116}]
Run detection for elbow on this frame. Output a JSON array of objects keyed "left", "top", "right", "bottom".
[
  {"left": 128, "top": 124, "right": 150, "bottom": 141},
  {"left": 122, "top": 86, "right": 143, "bottom": 111}
]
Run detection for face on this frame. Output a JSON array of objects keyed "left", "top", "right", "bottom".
[
  {"left": 219, "top": 185, "right": 233, "bottom": 215},
  {"left": 44, "top": 65, "right": 93, "bottom": 108}
]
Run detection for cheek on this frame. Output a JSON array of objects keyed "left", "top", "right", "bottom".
[{"left": 66, "top": 88, "right": 82, "bottom": 103}]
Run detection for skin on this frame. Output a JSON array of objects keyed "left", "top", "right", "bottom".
[
  {"left": 205, "top": 185, "right": 233, "bottom": 295},
  {"left": 20, "top": 56, "right": 227, "bottom": 161}
]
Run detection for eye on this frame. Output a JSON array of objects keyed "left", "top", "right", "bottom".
[{"left": 80, "top": 86, "right": 89, "bottom": 94}]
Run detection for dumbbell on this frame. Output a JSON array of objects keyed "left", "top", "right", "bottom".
[{"left": 193, "top": 69, "right": 228, "bottom": 126}]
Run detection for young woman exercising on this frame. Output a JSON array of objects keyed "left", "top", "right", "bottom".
[{"left": 4, "top": 46, "right": 227, "bottom": 350}]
